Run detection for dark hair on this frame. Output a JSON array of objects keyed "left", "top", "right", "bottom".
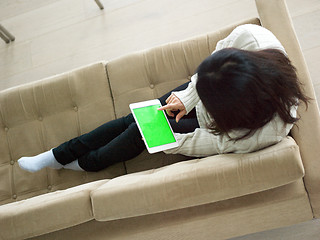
[{"left": 195, "top": 48, "right": 310, "bottom": 140}]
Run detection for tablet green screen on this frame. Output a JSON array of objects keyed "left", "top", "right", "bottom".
[{"left": 133, "top": 104, "right": 176, "bottom": 148}]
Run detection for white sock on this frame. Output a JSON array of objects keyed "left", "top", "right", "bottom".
[
  {"left": 63, "top": 160, "right": 84, "bottom": 171},
  {"left": 18, "top": 149, "right": 63, "bottom": 172}
]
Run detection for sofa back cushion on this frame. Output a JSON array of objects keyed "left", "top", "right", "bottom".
[
  {"left": 0, "top": 62, "right": 125, "bottom": 205},
  {"left": 106, "top": 18, "right": 261, "bottom": 118}
]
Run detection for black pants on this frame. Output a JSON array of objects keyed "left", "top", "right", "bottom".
[{"left": 53, "top": 82, "right": 199, "bottom": 172}]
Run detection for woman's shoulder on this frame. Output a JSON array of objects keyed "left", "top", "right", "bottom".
[
  {"left": 219, "top": 111, "right": 295, "bottom": 154},
  {"left": 215, "top": 24, "right": 286, "bottom": 54}
]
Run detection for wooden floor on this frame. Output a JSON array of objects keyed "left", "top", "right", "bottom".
[
  {"left": 0, "top": 0, "right": 319, "bottom": 103},
  {"left": 0, "top": 0, "right": 319, "bottom": 239}
]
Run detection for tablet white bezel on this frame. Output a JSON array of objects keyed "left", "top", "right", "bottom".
[{"left": 130, "top": 99, "right": 179, "bottom": 154}]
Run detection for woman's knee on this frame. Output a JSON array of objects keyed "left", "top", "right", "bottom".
[
  {"left": 78, "top": 123, "right": 145, "bottom": 172},
  {"left": 123, "top": 113, "right": 135, "bottom": 127}
]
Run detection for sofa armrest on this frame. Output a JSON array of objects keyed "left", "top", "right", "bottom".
[
  {"left": 256, "top": 0, "right": 320, "bottom": 218},
  {"left": 91, "top": 137, "right": 304, "bottom": 221}
]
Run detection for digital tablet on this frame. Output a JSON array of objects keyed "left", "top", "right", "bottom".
[{"left": 130, "top": 99, "right": 179, "bottom": 153}]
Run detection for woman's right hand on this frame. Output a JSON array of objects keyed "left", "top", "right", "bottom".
[{"left": 158, "top": 93, "right": 186, "bottom": 123}]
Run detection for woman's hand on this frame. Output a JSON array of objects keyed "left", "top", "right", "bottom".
[{"left": 158, "top": 94, "right": 186, "bottom": 122}]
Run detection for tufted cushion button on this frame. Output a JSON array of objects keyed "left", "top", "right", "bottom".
[
  {"left": 47, "top": 185, "right": 52, "bottom": 191},
  {"left": 4, "top": 127, "right": 9, "bottom": 132},
  {"left": 74, "top": 106, "right": 78, "bottom": 112},
  {"left": 10, "top": 160, "right": 14, "bottom": 165},
  {"left": 38, "top": 116, "right": 43, "bottom": 121},
  {"left": 12, "top": 194, "right": 17, "bottom": 199},
  {"left": 150, "top": 84, "right": 155, "bottom": 89}
]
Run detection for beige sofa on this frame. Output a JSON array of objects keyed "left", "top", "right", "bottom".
[{"left": 0, "top": 0, "right": 319, "bottom": 239}]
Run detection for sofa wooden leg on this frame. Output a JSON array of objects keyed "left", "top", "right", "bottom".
[
  {"left": 0, "top": 31, "right": 10, "bottom": 43},
  {"left": 94, "top": 0, "right": 104, "bottom": 10},
  {"left": 0, "top": 24, "right": 15, "bottom": 43}
]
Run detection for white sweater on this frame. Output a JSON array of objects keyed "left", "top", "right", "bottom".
[{"left": 164, "top": 24, "right": 296, "bottom": 157}]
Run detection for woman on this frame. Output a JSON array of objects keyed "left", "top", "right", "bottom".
[{"left": 18, "top": 24, "right": 309, "bottom": 172}]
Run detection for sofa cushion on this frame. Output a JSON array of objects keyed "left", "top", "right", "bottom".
[
  {"left": 0, "top": 62, "right": 125, "bottom": 205},
  {"left": 0, "top": 180, "right": 108, "bottom": 240},
  {"left": 91, "top": 137, "right": 305, "bottom": 221}
]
